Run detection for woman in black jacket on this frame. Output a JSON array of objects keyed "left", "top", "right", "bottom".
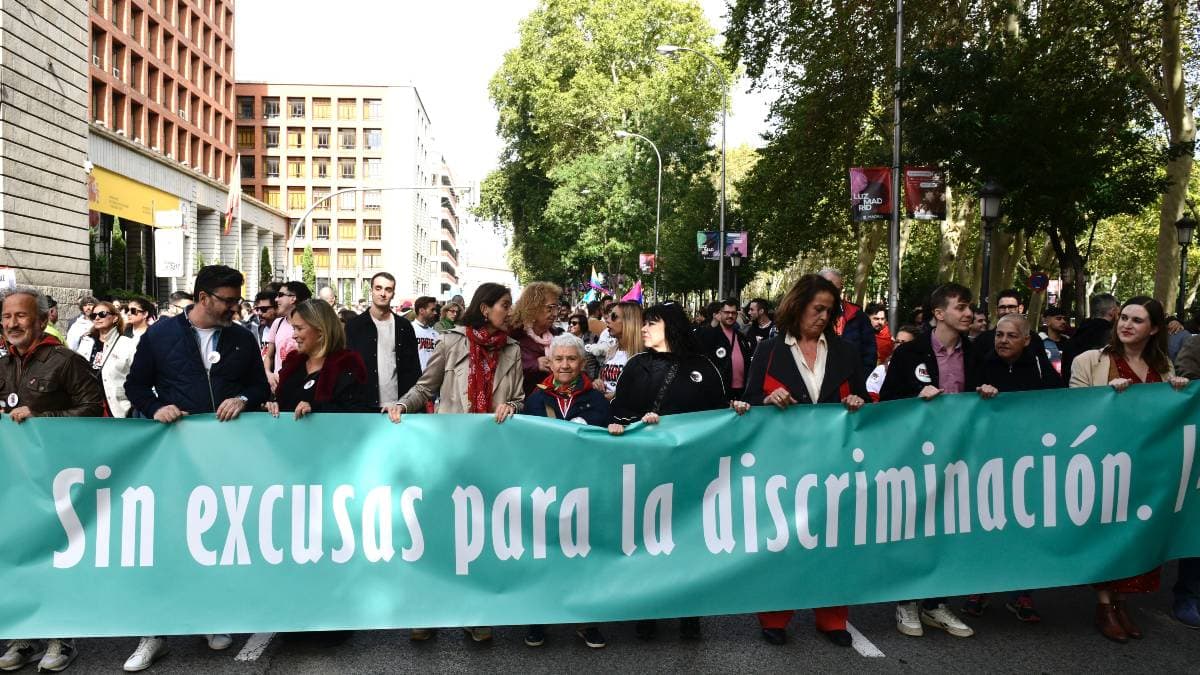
[
  {"left": 607, "top": 302, "right": 748, "bottom": 641},
  {"left": 741, "top": 273, "right": 868, "bottom": 649},
  {"left": 268, "top": 299, "right": 372, "bottom": 419}
]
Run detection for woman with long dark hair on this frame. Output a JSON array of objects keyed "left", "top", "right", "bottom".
[
  {"left": 1069, "top": 295, "right": 1188, "bottom": 643},
  {"left": 607, "top": 301, "right": 748, "bottom": 641},
  {"left": 123, "top": 296, "right": 157, "bottom": 340}
]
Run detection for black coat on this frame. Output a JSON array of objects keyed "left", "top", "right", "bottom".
[
  {"left": 971, "top": 328, "right": 1057, "bottom": 377},
  {"left": 345, "top": 310, "right": 421, "bottom": 408},
  {"left": 1061, "top": 318, "right": 1112, "bottom": 379},
  {"left": 695, "top": 324, "right": 756, "bottom": 396},
  {"left": 609, "top": 351, "right": 728, "bottom": 424},
  {"left": 524, "top": 385, "right": 610, "bottom": 426},
  {"left": 742, "top": 333, "right": 869, "bottom": 405},
  {"left": 879, "top": 328, "right": 977, "bottom": 401},
  {"left": 838, "top": 301, "right": 878, "bottom": 373},
  {"left": 968, "top": 346, "right": 1064, "bottom": 393},
  {"left": 275, "top": 349, "right": 375, "bottom": 413}
]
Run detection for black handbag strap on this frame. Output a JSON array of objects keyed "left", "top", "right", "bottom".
[{"left": 651, "top": 361, "right": 680, "bottom": 414}]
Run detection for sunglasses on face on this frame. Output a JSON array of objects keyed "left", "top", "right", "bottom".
[
  {"left": 569, "top": 320, "right": 582, "bottom": 326},
  {"left": 277, "top": 292, "right": 295, "bottom": 298},
  {"left": 127, "top": 308, "right": 147, "bottom": 316},
  {"left": 89, "top": 311, "right": 112, "bottom": 320},
  {"left": 254, "top": 306, "right": 274, "bottom": 313}
]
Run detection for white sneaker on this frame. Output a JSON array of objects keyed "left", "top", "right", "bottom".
[
  {"left": 205, "top": 634, "right": 232, "bottom": 651},
  {"left": 920, "top": 603, "right": 975, "bottom": 637},
  {"left": 36, "top": 639, "right": 76, "bottom": 672},
  {"left": 0, "top": 640, "right": 44, "bottom": 671},
  {"left": 122, "top": 637, "right": 167, "bottom": 672},
  {"left": 895, "top": 602, "right": 923, "bottom": 636}
]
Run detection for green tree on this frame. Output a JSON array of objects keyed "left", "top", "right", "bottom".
[
  {"left": 301, "top": 245, "right": 316, "bottom": 291},
  {"left": 109, "top": 218, "right": 127, "bottom": 292},
  {"left": 88, "top": 225, "right": 108, "bottom": 295},
  {"left": 130, "top": 254, "right": 145, "bottom": 295},
  {"left": 260, "top": 246, "right": 273, "bottom": 287}
]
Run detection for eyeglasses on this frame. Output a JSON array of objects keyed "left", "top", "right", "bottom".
[
  {"left": 569, "top": 320, "right": 582, "bottom": 326},
  {"left": 127, "top": 308, "right": 147, "bottom": 316},
  {"left": 206, "top": 291, "right": 243, "bottom": 306},
  {"left": 88, "top": 311, "right": 113, "bottom": 320},
  {"left": 997, "top": 304, "right": 1020, "bottom": 311},
  {"left": 254, "top": 306, "right": 274, "bottom": 313},
  {"left": 277, "top": 291, "right": 295, "bottom": 298}
]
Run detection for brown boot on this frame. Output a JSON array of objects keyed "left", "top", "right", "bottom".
[
  {"left": 1095, "top": 603, "right": 1128, "bottom": 643},
  {"left": 1113, "top": 601, "right": 1143, "bottom": 639}
]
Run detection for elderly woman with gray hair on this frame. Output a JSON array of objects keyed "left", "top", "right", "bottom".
[{"left": 518, "top": 332, "right": 610, "bottom": 648}]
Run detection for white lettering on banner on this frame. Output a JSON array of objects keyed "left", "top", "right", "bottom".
[
  {"left": 824, "top": 473, "right": 849, "bottom": 548},
  {"left": 1066, "top": 455, "right": 1096, "bottom": 526},
  {"left": 764, "top": 475, "right": 789, "bottom": 552},
  {"left": 121, "top": 486, "right": 156, "bottom": 567},
  {"left": 331, "top": 485, "right": 356, "bottom": 564},
  {"left": 875, "top": 468, "right": 917, "bottom": 543},
  {"left": 1175, "top": 425, "right": 1195, "bottom": 512},
  {"left": 741, "top": 453, "right": 759, "bottom": 553},
  {"left": 259, "top": 485, "right": 285, "bottom": 565},
  {"left": 702, "top": 456, "right": 734, "bottom": 554},
  {"left": 531, "top": 487, "right": 557, "bottom": 560},
  {"left": 453, "top": 486, "right": 484, "bottom": 575},
  {"left": 1100, "top": 454, "right": 1131, "bottom": 524},
  {"left": 492, "top": 487, "right": 525, "bottom": 561},
  {"left": 977, "top": 459, "right": 1007, "bottom": 532},
  {"left": 643, "top": 484, "right": 675, "bottom": 555},
  {"left": 559, "top": 488, "right": 590, "bottom": 558},
  {"left": 362, "top": 487, "right": 394, "bottom": 563},
  {"left": 291, "top": 486, "right": 324, "bottom": 564},
  {"left": 621, "top": 464, "right": 637, "bottom": 556},
  {"left": 794, "top": 474, "right": 820, "bottom": 549},
  {"left": 187, "top": 486, "right": 219, "bottom": 566},
  {"left": 399, "top": 487, "right": 424, "bottom": 562},
  {"left": 219, "top": 486, "right": 251, "bottom": 566},
  {"left": 95, "top": 478, "right": 111, "bottom": 568},
  {"left": 1013, "top": 457, "right": 1036, "bottom": 528},
  {"left": 52, "top": 468, "right": 86, "bottom": 569}
]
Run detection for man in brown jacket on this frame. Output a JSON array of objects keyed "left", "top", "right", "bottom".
[{"left": 0, "top": 286, "right": 102, "bottom": 672}]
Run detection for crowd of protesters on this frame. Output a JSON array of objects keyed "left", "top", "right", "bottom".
[{"left": 2, "top": 262, "right": 1199, "bottom": 670}]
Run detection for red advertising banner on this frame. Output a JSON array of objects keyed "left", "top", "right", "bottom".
[
  {"left": 903, "top": 166, "right": 947, "bottom": 220},
  {"left": 639, "top": 253, "right": 656, "bottom": 274},
  {"left": 849, "top": 167, "right": 892, "bottom": 221}
]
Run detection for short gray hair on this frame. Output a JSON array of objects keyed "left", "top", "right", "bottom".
[
  {"left": 0, "top": 286, "right": 50, "bottom": 320},
  {"left": 549, "top": 333, "right": 586, "bottom": 358},
  {"left": 996, "top": 313, "right": 1030, "bottom": 335},
  {"left": 818, "top": 267, "right": 842, "bottom": 281}
]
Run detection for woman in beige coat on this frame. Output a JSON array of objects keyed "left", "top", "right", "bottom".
[{"left": 1068, "top": 295, "right": 1188, "bottom": 643}]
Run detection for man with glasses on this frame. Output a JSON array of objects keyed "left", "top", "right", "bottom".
[
  {"left": 437, "top": 301, "right": 462, "bottom": 332},
  {"left": 121, "top": 265, "right": 269, "bottom": 670},
  {"left": 247, "top": 291, "right": 277, "bottom": 347},
  {"left": 696, "top": 298, "right": 755, "bottom": 400},
  {"left": 165, "top": 291, "right": 193, "bottom": 317},
  {"left": 262, "top": 281, "right": 312, "bottom": 390}
]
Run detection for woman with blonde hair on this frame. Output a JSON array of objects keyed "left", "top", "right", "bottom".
[
  {"left": 1069, "top": 296, "right": 1188, "bottom": 643},
  {"left": 591, "top": 301, "right": 643, "bottom": 399},
  {"left": 75, "top": 300, "right": 137, "bottom": 417},
  {"left": 508, "top": 281, "right": 563, "bottom": 395},
  {"left": 268, "top": 299, "right": 372, "bottom": 419}
]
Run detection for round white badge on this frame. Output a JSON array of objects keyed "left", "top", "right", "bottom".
[
  {"left": 715, "top": 347, "right": 727, "bottom": 359},
  {"left": 207, "top": 351, "right": 221, "bottom": 365},
  {"left": 690, "top": 371, "right": 703, "bottom": 383},
  {"left": 6, "top": 393, "right": 17, "bottom": 408},
  {"left": 303, "top": 380, "right": 316, "bottom": 390},
  {"left": 915, "top": 363, "right": 932, "bottom": 383}
]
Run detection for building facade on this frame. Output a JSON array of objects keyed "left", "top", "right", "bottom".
[{"left": 234, "top": 83, "right": 443, "bottom": 302}]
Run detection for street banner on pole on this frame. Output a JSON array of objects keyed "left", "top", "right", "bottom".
[
  {"left": 697, "top": 232, "right": 749, "bottom": 261},
  {"left": 850, "top": 167, "right": 893, "bottom": 221},
  {"left": 2, "top": 385, "right": 1198, "bottom": 637},
  {"left": 639, "top": 253, "right": 656, "bottom": 274},
  {"left": 903, "top": 166, "right": 947, "bottom": 220}
]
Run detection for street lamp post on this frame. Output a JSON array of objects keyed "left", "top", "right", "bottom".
[
  {"left": 1177, "top": 212, "right": 1197, "bottom": 316},
  {"left": 977, "top": 181, "right": 1005, "bottom": 321},
  {"left": 615, "top": 130, "right": 662, "bottom": 302},
  {"left": 657, "top": 44, "right": 728, "bottom": 299},
  {"left": 729, "top": 252, "right": 742, "bottom": 303},
  {"left": 283, "top": 185, "right": 472, "bottom": 285}
]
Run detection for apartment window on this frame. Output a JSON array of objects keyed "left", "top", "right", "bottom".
[
  {"left": 337, "top": 190, "right": 356, "bottom": 211},
  {"left": 236, "top": 126, "right": 254, "bottom": 149},
  {"left": 263, "top": 127, "right": 279, "bottom": 149},
  {"left": 263, "top": 187, "right": 280, "bottom": 208},
  {"left": 364, "top": 221, "right": 381, "bottom": 241},
  {"left": 313, "top": 249, "right": 330, "bottom": 267},
  {"left": 363, "top": 249, "right": 382, "bottom": 268},
  {"left": 364, "top": 129, "right": 383, "bottom": 150},
  {"left": 337, "top": 99, "right": 357, "bottom": 120},
  {"left": 288, "top": 97, "right": 305, "bottom": 118},
  {"left": 262, "top": 97, "right": 280, "bottom": 119},
  {"left": 287, "top": 128, "right": 304, "bottom": 149},
  {"left": 312, "top": 98, "right": 331, "bottom": 120},
  {"left": 362, "top": 190, "right": 382, "bottom": 210},
  {"left": 313, "top": 128, "right": 330, "bottom": 149},
  {"left": 312, "top": 187, "right": 330, "bottom": 210},
  {"left": 364, "top": 99, "right": 382, "bottom": 120},
  {"left": 337, "top": 221, "right": 356, "bottom": 240},
  {"left": 364, "top": 158, "right": 383, "bottom": 178},
  {"left": 338, "top": 129, "right": 356, "bottom": 150},
  {"left": 239, "top": 155, "right": 255, "bottom": 179},
  {"left": 263, "top": 157, "right": 279, "bottom": 178},
  {"left": 339, "top": 158, "right": 356, "bottom": 180},
  {"left": 314, "top": 158, "right": 330, "bottom": 179},
  {"left": 314, "top": 220, "right": 330, "bottom": 240},
  {"left": 287, "top": 159, "right": 304, "bottom": 178},
  {"left": 337, "top": 249, "right": 357, "bottom": 269},
  {"left": 287, "top": 189, "right": 307, "bottom": 211}
]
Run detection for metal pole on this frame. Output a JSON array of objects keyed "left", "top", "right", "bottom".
[
  {"left": 1180, "top": 242, "right": 1189, "bottom": 317},
  {"left": 616, "top": 131, "right": 662, "bottom": 302},
  {"left": 980, "top": 219, "right": 994, "bottom": 320},
  {"left": 718, "top": 85, "right": 727, "bottom": 301},
  {"left": 887, "top": 0, "right": 903, "bottom": 333}
]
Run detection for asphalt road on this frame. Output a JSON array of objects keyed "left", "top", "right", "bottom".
[{"left": 36, "top": 562, "right": 1200, "bottom": 673}]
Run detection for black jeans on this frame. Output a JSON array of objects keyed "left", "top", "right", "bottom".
[{"left": 1175, "top": 558, "right": 1200, "bottom": 599}]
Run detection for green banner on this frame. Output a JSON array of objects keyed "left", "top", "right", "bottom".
[{"left": 2, "top": 384, "right": 1199, "bottom": 638}]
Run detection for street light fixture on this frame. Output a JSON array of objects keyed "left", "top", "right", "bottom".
[
  {"left": 656, "top": 43, "right": 728, "bottom": 300},
  {"left": 615, "top": 130, "right": 663, "bottom": 302},
  {"left": 977, "top": 180, "right": 1005, "bottom": 320},
  {"left": 1176, "top": 211, "right": 1197, "bottom": 316},
  {"left": 729, "top": 252, "right": 742, "bottom": 303}
]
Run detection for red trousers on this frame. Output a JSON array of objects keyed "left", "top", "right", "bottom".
[{"left": 757, "top": 606, "right": 848, "bottom": 632}]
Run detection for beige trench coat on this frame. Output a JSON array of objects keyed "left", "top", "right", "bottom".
[{"left": 397, "top": 327, "right": 525, "bottom": 413}]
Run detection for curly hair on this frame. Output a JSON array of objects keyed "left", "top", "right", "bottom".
[{"left": 508, "top": 281, "right": 562, "bottom": 332}]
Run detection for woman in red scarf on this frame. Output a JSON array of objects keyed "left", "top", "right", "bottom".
[
  {"left": 387, "top": 283, "right": 523, "bottom": 643},
  {"left": 1069, "top": 295, "right": 1189, "bottom": 643}
]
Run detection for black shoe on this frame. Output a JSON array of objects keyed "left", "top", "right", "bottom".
[
  {"left": 635, "top": 620, "right": 658, "bottom": 641},
  {"left": 761, "top": 628, "right": 787, "bottom": 645},
  {"left": 821, "top": 629, "right": 853, "bottom": 647},
  {"left": 679, "top": 617, "right": 702, "bottom": 640},
  {"left": 576, "top": 626, "right": 607, "bottom": 649},
  {"left": 524, "top": 625, "right": 545, "bottom": 647}
]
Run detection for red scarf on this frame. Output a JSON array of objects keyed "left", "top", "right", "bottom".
[
  {"left": 466, "top": 327, "right": 509, "bottom": 413},
  {"left": 538, "top": 372, "right": 592, "bottom": 419}
]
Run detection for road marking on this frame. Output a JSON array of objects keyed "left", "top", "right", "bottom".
[
  {"left": 234, "top": 632, "right": 275, "bottom": 661},
  {"left": 846, "top": 621, "right": 885, "bottom": 658}
]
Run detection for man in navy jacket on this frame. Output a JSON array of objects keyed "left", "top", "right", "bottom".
[{"left": 126, "top": 265, "right": 270, "bottom": 422}]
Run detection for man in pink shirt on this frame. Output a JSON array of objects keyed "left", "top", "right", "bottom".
[{"left": 696, "top": 298, "right": 756, "bottom": 400}]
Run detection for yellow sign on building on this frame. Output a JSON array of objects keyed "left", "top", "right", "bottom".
[{"left": 87, "top": 167, "right": 182, "bottom": 226}]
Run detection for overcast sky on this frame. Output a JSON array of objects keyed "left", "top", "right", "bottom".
[{"left": 235, "top": 0, "right": 774, "bottom": 186}]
